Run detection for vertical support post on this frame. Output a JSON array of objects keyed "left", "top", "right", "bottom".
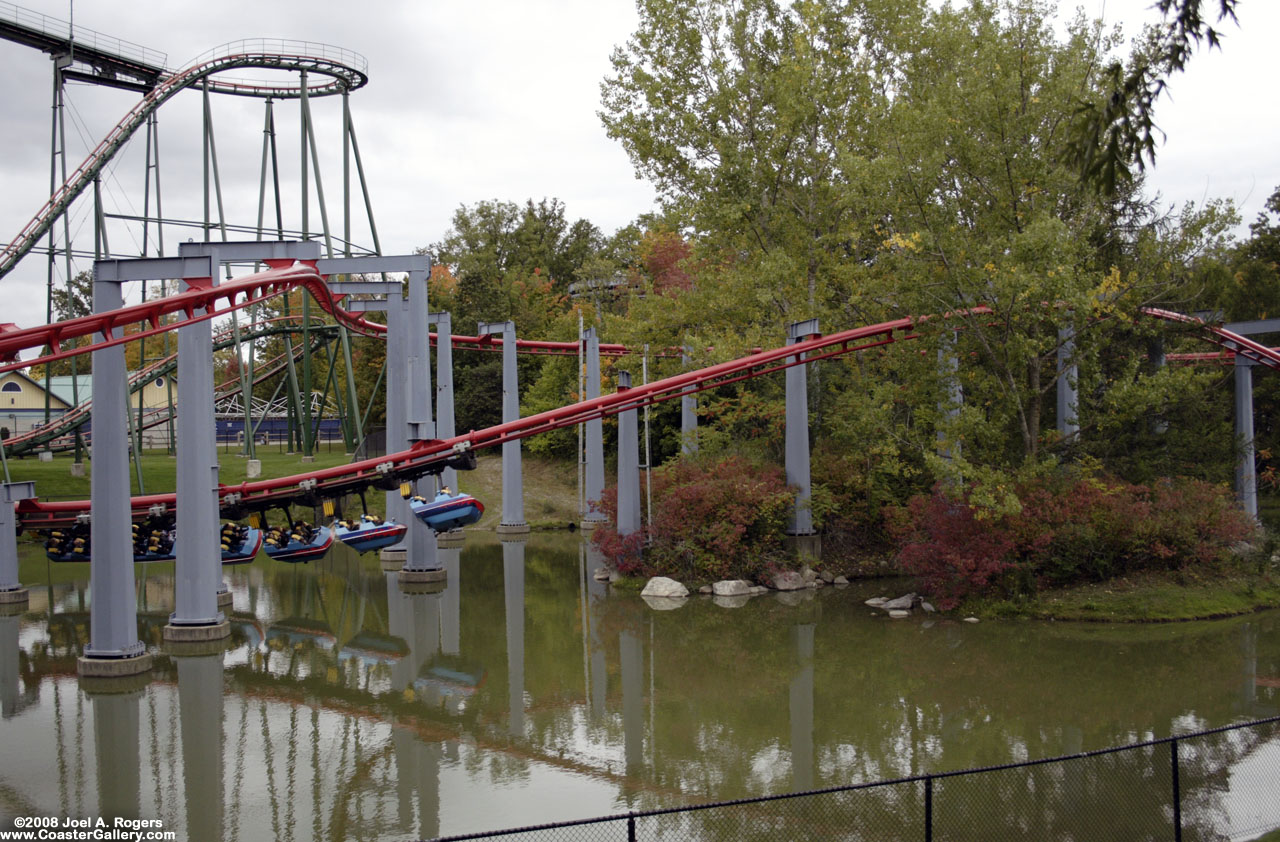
[
  {"left": 1171, "top": 738, "right": 1182, "bottom": 842},
  {"left": 79, "top": 270, "right": 150, "bottom": 677},
  {"left": 381, "top": 287, "right": 408, "bottom": 560},
  {"left": 924, "top": 776, "right": 933, "bottom": 842},
  {"left": 582, "top": 327, "right": 606, "bottom": 528},
  {"left": 481, "top": 322, "right": 527, "bottom": 533},
  {"left": 1057, "top": 325, "right": 1079, "bottom": 440},
  {"left": 681, "top": 347, "right": 698, "bottom": 454},
  {"left": 167, "top": 265, "right": 229, "bottom": 641},
  {"left": 937, "top": 330, "right": 961, "bottom": 461},
  {"left": 0, "top": 482, "right": 35, "bottom": 607},
  {"left": 616, "top": 372, "right": 641, "bottom": 538},
  {"left": 1149, "top": 337, "right": 1168, "bottom": 435},
  {"left": 400, "top": 266, "right": 441, "bottom": 577},
  {"left": 786, "top": 319, "right": 819, "bottom": 536},
  {"left": 430, "top": 312, "right": 457, "bottom": 492},
  {"left": 1235, "top": 358, "right": 1258, "bottom": 519}
]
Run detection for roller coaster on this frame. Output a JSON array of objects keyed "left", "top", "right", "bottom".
[{"left": 1, "top": 4, "right": 1276, "bottom": 548}]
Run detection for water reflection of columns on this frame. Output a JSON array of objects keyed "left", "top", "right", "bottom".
[
  {"left": 504, "top": 540, "right": 526, "bottom": 737},
  {"left": 177, "top": 654, "right": 224, "bottom": 839},
  {"left": 583, "top": 542, "right": 608, "bottom": 716},
  {"left": 790, "top": 624, "right": 815, "bottom": 791},
  {"left": 620, "top": 629, "right": 644, "bottom": 773},
  {"left": 386, "top": 573, "right": 442, "bottom": 692},
  {"left": 91, "top": 690, "right": 142, "bottom": 821},
  {"left": 1241, "top": 622, "right": 1257, "bottom": 711},
  {"left": 1, "top": 614, "right": 19, "bottom": 717},
  {"left": 393, "top": 728, "right": 441, "bottom": 840},
  {"left": 440, "top": 546, "right": 462, "bottom": 657},
  {"left": 387, "top": 573, "right": 443, "bottom": 840}
]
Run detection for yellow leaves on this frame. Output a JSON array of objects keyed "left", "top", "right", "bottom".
[
  {"left": 881, "top": 231, "right": 923, "bottom": 252},
  {"left": 1090, "top": 265, "right": 1130, "bottom": 316}
]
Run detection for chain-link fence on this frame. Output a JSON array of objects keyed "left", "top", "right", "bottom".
[{"left": 425, "top": 715, "right": 1280, "bottom": 842}]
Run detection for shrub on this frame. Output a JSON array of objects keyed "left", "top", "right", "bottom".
[
  {"left": 888, "top": 473, "right": 1255, "bottom": 609},
  {"left": 591, "top": 454, "right": 795, "bottom": 581}
]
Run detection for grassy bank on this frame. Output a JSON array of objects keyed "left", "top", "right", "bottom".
[{"left": 966, "top": 564, "right": 1280, "bottom": 622}]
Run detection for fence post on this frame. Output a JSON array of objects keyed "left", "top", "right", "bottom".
[
  {"left": 924, "top": 776, "right": 933, "bottom": 842},
  {"left": 628, "top": 814, "right": 637, "bottom": 842},
  {"left": 1171, "top": 738, "right": 1181, "bottom": 842}
]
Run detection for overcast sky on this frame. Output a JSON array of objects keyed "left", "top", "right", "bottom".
[{"left": 0, "top": 0, "right": 1277, "bottom": 331}]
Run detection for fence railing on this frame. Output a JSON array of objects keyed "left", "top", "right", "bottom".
[{"left": 425, "top": 715, "right": 1280, "bottom": 842}]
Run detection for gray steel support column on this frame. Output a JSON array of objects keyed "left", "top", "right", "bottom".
[
  {"left": 937, "top": 331, "right": 961, "bottom": 461},
  {"left": 1235, "top": 359, "right": 1258, "bottom": 519},
  {"left": 170, "top": 270, "right": 226, "bottom": 636},
  {"left": 402, "top": 267, "right": 440, "bottom": 574},
  {"left": 321, "top": 256, "right": 433, "bottom": 570},
  {"left": 1150, "top": 337, "right": 1168, "bottom": 434},
  {"left": 616, "top": 372, "right": 642, "bottom": 538},
  {"left": 1057, "top": 325, "right": 1079, "bottom": 440},
  {"left": 481, "top": 322, "right": 527, "bottom": 532},
  {"left": 681, "top": 347, "right": 698, "bottom": 454},
  {"left": 0, "top": 482, "right": 35, "bottom": 605},
  {"left": 503, "top": 539, "right": 525, "bottom": 738},
  {"left": 430, "top": 312, "right": 457, "bottom": 493},
  {"left": 177, "top": 653, "right": 224, "bottom": 839},
  {"left": 583, "top": 328, "right": 606, "bottom": 525},
  {"left": 786, "top": 320, "right": 819, "bottom": 536},
  {"left": 386, "top": 290, "right": 409, "bottom": 534},
  {"left": 81, "top": 270, "right": 148, "bottom": 673}
]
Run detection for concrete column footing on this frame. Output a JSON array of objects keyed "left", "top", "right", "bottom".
[
  {"left": 163, "top": 620, "right": 230, "bottom": 643},
  {"left": 0, "top": 588, "right": 29, "bottom": 605},
  {"left": 78, "top": 652, "right": 153, "bottom": 679},
  {"left": 496, "top": 523, "right": 530, "bottom": 535},
  {"left": 437, "top": 530, "right": 466, "bottom": 547},
  {"left": 398, "top": 567, "right": 446, "bottom": 584},
  {"left": 216, "top": 590, "right": 233, "bottom": 608}
]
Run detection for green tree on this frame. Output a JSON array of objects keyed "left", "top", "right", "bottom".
[
  {"left": 1065, "top": 0, "right": 1238, "bottom": 194},
  {"left": 600, "top": 0, "right": 1240, "bottom": 516}
]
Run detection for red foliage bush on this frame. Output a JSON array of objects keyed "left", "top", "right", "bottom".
[
  {"left": 888, "top": 475, "right": 1254, "bottom": 609},
  {"left": 591, "top": 454, "right": 794, "bottom": 581}
]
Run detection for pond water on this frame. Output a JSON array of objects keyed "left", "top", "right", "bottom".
[{"left": 1, "top": 532, "right": 1277, "bottom": 840}]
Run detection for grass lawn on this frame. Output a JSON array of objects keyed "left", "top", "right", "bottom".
[{"left": 2, "top": 447, "right": 351, "bottom": 501}]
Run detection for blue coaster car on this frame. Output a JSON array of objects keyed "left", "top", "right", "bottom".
[
  {"left": 263, "top": 523, "right": 333, "bottom": 563},
  {"left": 333, "top": 515, "right": 408, "bottom": 554},
  {"left": 133, "top": 523, "right": 176, "bottom": 562},
  {"left": 221, "top": 524, "right": 263, "bottom": 564},
  {"left": 44, "top": 524, "right": 91, "bottom": 562},
  {"left": 408, "top": 491, "right": 484, "bottom": 533}
]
